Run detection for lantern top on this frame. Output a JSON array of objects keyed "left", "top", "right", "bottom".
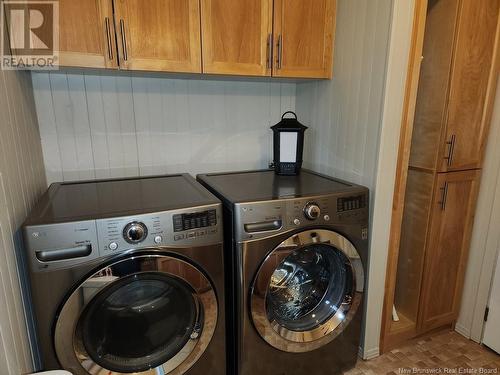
[{"left": 271, "top": 111, "right": 308, "bottom": 131}]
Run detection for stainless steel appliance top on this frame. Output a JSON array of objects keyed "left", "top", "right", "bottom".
[
  {"left": 197, "top": 169, "right": 360, "bottom": 204},
  {"left": 25, "top": 174, "right": 220, "bottom": 225}
]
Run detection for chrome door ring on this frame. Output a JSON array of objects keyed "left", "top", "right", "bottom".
[
  {"left": 250, "top": 229, "right": 364, "bottom": 353},
  {"left": 54, "top": 252, "right": 218, "bottom": 375}
]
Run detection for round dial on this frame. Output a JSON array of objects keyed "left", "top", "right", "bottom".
[
  {"left": 123, "top": 222, "right": 148, "bottom": 244},
  {"left": 304, "top": 203, "right": 321, "bottom": 220}
]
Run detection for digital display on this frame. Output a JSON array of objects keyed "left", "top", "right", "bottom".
[
  {"left": 173, "top": 210, "right": 217, "bottom": 232},
  {"left": 337, "top": 195, "right": 367, "bottom": 212}
]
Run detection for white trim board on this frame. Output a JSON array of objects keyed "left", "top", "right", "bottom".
[
  {"left": 457, "top": 76, "right": 500, "bottom": 342},
  {"left": 361, "top": 0, "right": 415, "bottom": 359}
]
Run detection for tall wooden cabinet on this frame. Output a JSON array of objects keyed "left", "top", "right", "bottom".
[{"left": 382, "top": 0, "right": 500, "bottom": 352}]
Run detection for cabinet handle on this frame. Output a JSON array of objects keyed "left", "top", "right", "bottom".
[
  {"left": 105, "top": 17, "right": 113, "bottom": 60},
  {"left": 276, "top": 34, "right": 283, "bottom": 69},
  {"left": 120, "top": 19, "right": 128, "bottom": 61},
  {"left": 266, "top": 33, "right": 273, "bottom": 69},
  {"left": 438, "top": 182, "right": 449, "bottom": 210},
  {"left": 444, "top": 134, "right": 456, "bottom": 166}
]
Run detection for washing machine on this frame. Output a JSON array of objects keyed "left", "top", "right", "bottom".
[
  {"left": 22, "top": 174, "right": 225, "bottom": 375},
  {"left": 197, "top": 169, "right": 369, "bottom": 375}
]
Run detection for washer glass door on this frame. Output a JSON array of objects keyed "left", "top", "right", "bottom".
[
  {"left": 251, "top": 229, "right": 364, "bottom": 353},
  {"left": 55, "top": 253, "right": 217, "bottom": 375}
]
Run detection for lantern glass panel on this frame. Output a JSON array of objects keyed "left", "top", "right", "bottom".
[{"left": 279, "top": 132, "right": 298, "bottom": 162}]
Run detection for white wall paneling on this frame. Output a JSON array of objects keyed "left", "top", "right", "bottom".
[
  {"left": 295, "top": 0, "right": 398, "bottom": 358},
  {"left": 0, "top": 68, "right": 47, "bottom": 374},
  {"left": 456, "top": 77, "right": 500, "bottom": 342},
  {"left": 297, "top": 0, "right": 393, "bottom": 191},
  {"left": 32, "top": 72, "right": 296, "bottom": 184}
]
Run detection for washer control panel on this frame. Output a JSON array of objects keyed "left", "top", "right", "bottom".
[
  {"left": 96, "top": 204, "right": 221, "bottom": 254},
  {"left": 24, "top": 203, "right": 222, "bottom": 272},
  {"left": 234, "top": 190, "right": 369, "bottom": 242}
]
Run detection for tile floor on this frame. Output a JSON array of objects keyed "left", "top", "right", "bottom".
[{"left": 345, "top": 331, "right": 500, "bottom": 374}]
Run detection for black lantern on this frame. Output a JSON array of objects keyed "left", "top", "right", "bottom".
[{"left": 271, "top": 111, "right": 308, "bottom": 176}]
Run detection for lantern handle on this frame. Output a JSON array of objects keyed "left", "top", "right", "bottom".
[{"left": 281, "top": 111, "right": 298, "bottom": 120}]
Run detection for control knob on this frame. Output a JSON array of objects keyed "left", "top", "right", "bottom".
[
  {"left": 123, "top": 222, "right": 148, "bottom": 244},
  {"left": 304, "top": 203, "right": 321, "bottom": 220}
]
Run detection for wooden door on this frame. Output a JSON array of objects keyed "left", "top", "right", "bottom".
[
  {"left": 272, "top": 0, "right": 336, "bottom": 78},
  {"left": 201, "top": 0, "right": 273, "bottom": 76},
  {"left": 439, "top": 0, "right": 500, "bottom": 172},
  {"left": 419, "top": 170, "right": 480, "bottom": 332},
  {"left": 114, "top": 0, "right": 202, "bottom": 73}
]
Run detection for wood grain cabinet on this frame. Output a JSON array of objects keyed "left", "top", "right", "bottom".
[
  {"left": 6, "top": 0, "right": 336, "bottom": 78},
  {"left": 0, "top": 0, "right": 116, "bottom": 68},
  {"left": 419, "top": 170, "right": 481, "bottom": 331},
  {"left": 114, "top": 0, "right": 202, "bottom": 73},
  {"left": 381, "top": 0, "right": 499, "bottom": 353},
  {"left": 273, "top": 0, "right": 336, "bottom": 78},
  {"left": 200, "top": 0, "right": 336, "bottom": 78},
  {"left": 439, "top": 0, "right": 499, "bottom": 172},
  {"left": 409, "top": 0, "right": 500, "bottom": 173},
  {"left": 53, "top": 0, "right": 117, "bottom": 69},
  {"left": 200, "top": 0, "right": 273, "bottom": 76}
]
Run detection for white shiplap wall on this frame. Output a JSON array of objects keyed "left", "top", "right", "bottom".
[
  {"left": 32, "top": 72, "right": 296, "bottom": 184},
  {"left": 296, "top": 0, "right": 392, "bottom": 191},
  {"left": 295, "top": 0, "right": 394, "bottom": 358},
  {"left": 0, "top": 69, "right": 46, "bottom": 374}
]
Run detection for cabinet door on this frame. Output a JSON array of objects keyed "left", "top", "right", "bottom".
[
  {"left": 114, "top": 0, "right": 202, "bottom": 73},
  {"left": 4, "top": 0, "right": 117, "bottom": 68},
  {"left": 409, "top": 0, "right": 460, "bottom": 171},
  {"left": 440, "top": 0, "right": 500, "bottom": 172},
  {"left": 272, "top": 0, "right": 336, "bottom": 78},
  {"left": 201, "top": 0, "right": 273, "bottom": 76},
  {"left": 419, "top": 170, "right": 480, "bottom": 332}
]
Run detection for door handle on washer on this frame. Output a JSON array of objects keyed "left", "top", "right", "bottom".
[
  {"left": 36, "top": 245, "right": 92, "bottom": 262},
  {"left": 244, "top": 220, "right": 282, "bottom": 233}
]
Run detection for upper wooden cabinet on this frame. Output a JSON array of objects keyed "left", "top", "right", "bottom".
[
  {"left": 3, "top": 0, "right": 116, "bottom": 68},
  {"left": 113, "top": 0, "right": 202, "bottom": 73},
  {"left": 273, "top": 0, "right": 336, "bottom": 78},
  {"left": 419, "top": 170, "right": 480, "bottom": 332},
  {"left": 5, "top": 0, "right": 336, "bottom": 78},
  {"left": 200, "top": 0, "right": 336, "bottom": 78},
  {"left": 201, "top": 0, "right": 273, "bottom": 76}
]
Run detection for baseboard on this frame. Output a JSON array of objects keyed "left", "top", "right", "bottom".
[
  {"left": 360, "top": 346, "right": 380, "bottom": 360},
  {"left": 455, "top": 323, "right": 471, "bottom": 339}
]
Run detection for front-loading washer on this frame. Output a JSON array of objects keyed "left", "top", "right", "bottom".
[
  {"left": 197, "top": 169, "right": 369, "bottom": 375},
  {"left": 22, "top": 174, "right": 225, "bottom": 375}
]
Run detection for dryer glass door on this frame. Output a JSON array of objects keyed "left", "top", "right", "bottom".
[
  {"left": 79, "top": 272, "right": 198, "bottom": 372},
  {"left": 55, "top": 253, "right": 218, "bottom": 375},
  {"left": 251, "top": 229, "right": 364, "bottom": 352}
]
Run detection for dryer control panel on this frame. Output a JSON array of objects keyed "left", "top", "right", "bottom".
[
  {"left": 234, "top": 190, "right": 369, "bottom": 242},
  {"left": 96, "top": 205, "right": 221, "bottom": 255},
  {"left": 24, "top": 204, "right": 222, "bottom": 272}
]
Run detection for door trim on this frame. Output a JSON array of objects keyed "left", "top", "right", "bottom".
[{"left": 250, "top": 229, "right": 364, "bottom": 353}]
